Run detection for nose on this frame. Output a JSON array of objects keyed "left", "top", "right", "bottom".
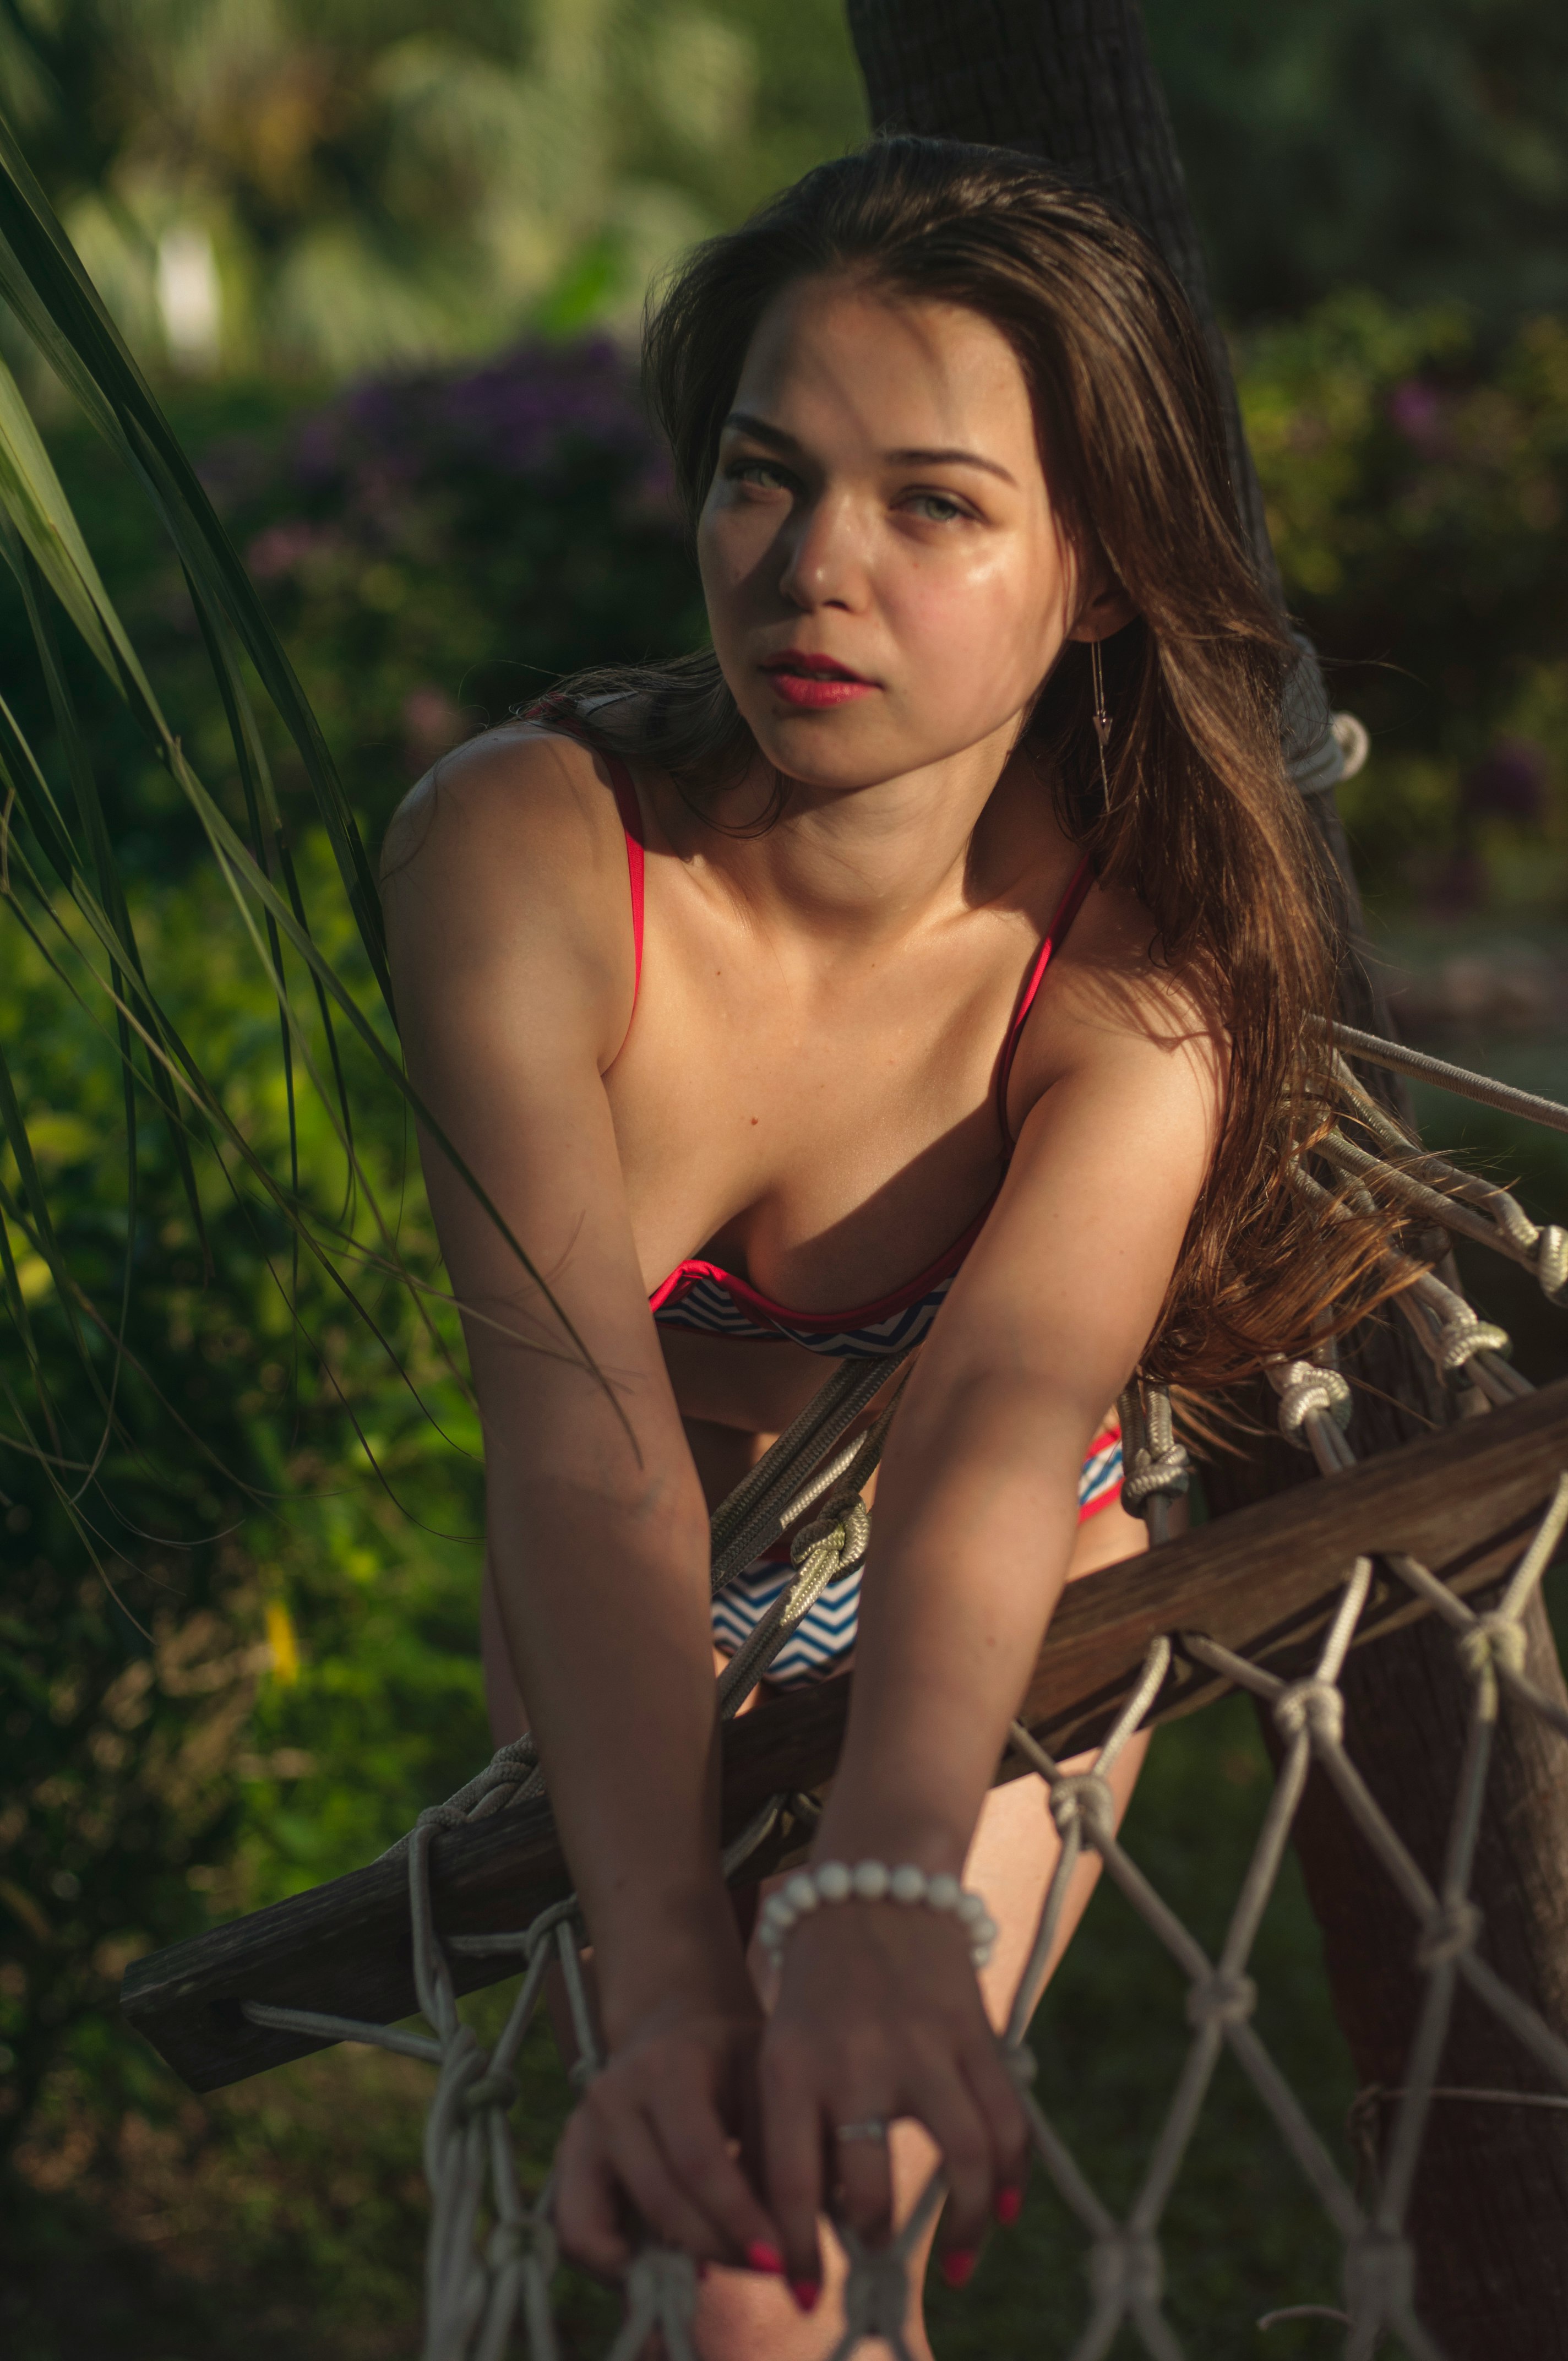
[{"left": 776, "top": 487, "right": 868, "bottom": 614}]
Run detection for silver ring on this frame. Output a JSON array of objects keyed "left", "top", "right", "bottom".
[{"left": 834, "top": 2118, "right": 890, "bottom": 2144}]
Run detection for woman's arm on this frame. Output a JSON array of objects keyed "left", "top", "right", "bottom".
[
  {"left": 383, "top": 732, "right": 780, "bottom": 2270},
  {"left": 761, "top": 961, "right": 1225, "bottom": 2282}
]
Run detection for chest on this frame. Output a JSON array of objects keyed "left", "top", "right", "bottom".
[{"left": 602, "top": 859, "right": 1055, "bottom": 1310}]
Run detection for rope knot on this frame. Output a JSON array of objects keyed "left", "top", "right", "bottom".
[
  {"left": 1433, "top": 1308, "right": 1512, "bottom": 1381},
  {"left": 842, "top": 2242, "right": 913, "bottom": 2338},
  {"left": 1273, "top": 1678, "right": 1344, "bottom": 1747},
  {"left": 521, "top": 1896, "right": 582, "bottom": 1962},
  {"left": 415, "top": 1799, "right": 470, "bottom": 1834},
  {"left": 1535, "top": 1225, "right": 1568, "bottom": 1305},
  {"left": 1415, "top": 1898, "right": 1482, "bottom": 1970},
  {"left": 1185, "top": 1972, "right": 1257, "bottom": 2032},
  {"left": 462, "top": 2067, "right": 518, "bottom": 2115},
  {"left": 624, "top": 2245, "right": 699, "bottom": 2336},
  {"left": 1457, "top": 1614, "right": 1527, "bottom": 1683},
  {"left": 493, "top": 2212, "right": 557, "bottom": 2275},
  {"left": 790, "top": 1495, "right": 869, "bottom": 1574},
  {"left": 1000, "top": 2038, "right": 1039, "bottom": 2087},
  {"left": 1272, "top": 1360, "right": 1352, "bottom": 1446},
  {"left": 1089, "top": 2228, "right": 1163, "bottom": 2308},
  {"left": 1123, "top": 1445, "right": 1190, "bottom": 1509},
  {"left": 1049, "top": 1771, "right": 1117, "bottom": 1849},
  {"left": 1344, "top": 2227, "right": 1414, "bottom": 2316}
]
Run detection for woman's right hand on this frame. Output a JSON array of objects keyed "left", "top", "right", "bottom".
[{"left": 554, "top": 1989, "right": 788, "bottom": 2280}]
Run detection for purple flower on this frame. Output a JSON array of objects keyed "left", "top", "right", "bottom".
[
  {"left": 247, "top": 519, "right": 328, "bottom": 580},
  {"left": 1462, "top": 738, "right": 1549, "bottom": 824},
  {"left": 1387, "top": 379, "right": 1447, "bottom": 455}
]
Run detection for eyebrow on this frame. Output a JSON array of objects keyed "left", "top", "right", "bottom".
[{"left": 722, "top": 410, "right": 1017, "bottom": 487}]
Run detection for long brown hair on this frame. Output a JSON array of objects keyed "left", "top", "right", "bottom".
[{"left": 531, "top": 136, "right": 1415, "bottom": 1387}]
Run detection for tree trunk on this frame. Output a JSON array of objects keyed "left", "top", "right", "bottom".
[{"left": 846, "top": 3, "right": 1568, "bottom": 2346}]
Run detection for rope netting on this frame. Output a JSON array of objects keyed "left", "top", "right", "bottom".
[{"left": 236, "top": 1031, "right": 1568, "bottom": 2360}]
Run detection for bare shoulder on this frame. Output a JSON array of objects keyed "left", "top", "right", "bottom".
[
  {"left": 380, "top": 721, "right": 625, "bottom": 905},
  {"left": 380, "top": 723, "right": 638, "bottom": 1063},
  {"left": 1031, "top": 871, "right": 1229, "bottom": 1112}
]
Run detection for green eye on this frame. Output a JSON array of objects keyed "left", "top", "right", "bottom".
[{"left": 907, "top": 492, "right": 965, "bottom": 521}]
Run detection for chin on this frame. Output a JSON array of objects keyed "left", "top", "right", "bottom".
[{"left": 747, "top": 722, "right": 903, "bottom": 792}]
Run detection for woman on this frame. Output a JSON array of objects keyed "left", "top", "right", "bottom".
[{"left": 383, "top": 138, "right": 1390, "bottom": 2355}]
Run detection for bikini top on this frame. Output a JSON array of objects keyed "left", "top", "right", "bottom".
[{"left": 594, "top": 739, "right": 1092, "bottom": 1361}]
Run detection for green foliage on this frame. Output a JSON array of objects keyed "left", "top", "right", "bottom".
[
  {"left": 1146, "top": 0, "right": 1568, "bottom": 323},
  {"left": 0, "top": 0, "right": 866, "bottom": 383},
  {"left": 1235, "top": 291, "right": 1568, "bottom": 908},
  {"left": 0, "top": 836, "right": 485, "bottom": 2151},
  {"left": 207, "top": 338, "right": 706, "bottom": 846},
  {"left": 8, "top": 0, "right": 1568, "bottom": 373},
  {"left": 1, "top": 338, "right": 704, "bottom": 871}
]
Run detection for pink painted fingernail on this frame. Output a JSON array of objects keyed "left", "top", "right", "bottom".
[
  {"left": 745, "top": 2239, "right": 785, "bottom": 2276},
  {"left": 791, "top": 2279, "right": 820, "bottom": 2313},
  {"left": 995, "top": 2184, "right": 1023, "bottom": 2226},
  {"left": 940, "top": 2248, "right": 977, "bottom": 2289}
]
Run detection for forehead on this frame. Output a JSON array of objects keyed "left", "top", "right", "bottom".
[{"left": 732, "top": 273, "right": 1040, "bottom": 469}]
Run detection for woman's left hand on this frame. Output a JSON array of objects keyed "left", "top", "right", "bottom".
[{"left": 756, "top": 1898, "right": 1028, "bottom": 2292}]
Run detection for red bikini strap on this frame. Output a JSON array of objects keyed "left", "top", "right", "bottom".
[
  {"left": 602, "top": 752, "right": 645, "bottom": 1005},
  {"left": 995, "top": 855, "right": 1094, "bottom": 1145}
]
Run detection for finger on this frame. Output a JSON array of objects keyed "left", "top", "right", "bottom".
[
  {"left": 906, "top": 2063, "right": 995, "bottom": 2264},
  {"left": 596, "top": 2097, "right": 735, "bottom": 2260},
  {"left": 760, "top": 2048, "right": 829, "bottom": 2290},
  {"left": 961, "top": 2039, "right": 1031, "bottom": 2216},
  {"left": 652, "top": 2099, "right": 784, "bottom": 2268},
  {"left": 553, "top": 2111, "right": 634, "bottom": 2280},
  {"left": 829, "top": 2107, "right": 897, "bottom": 2246}
]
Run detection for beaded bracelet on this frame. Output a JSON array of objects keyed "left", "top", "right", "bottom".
[{"left": 756, "top": 1859, "right": 998, "bottom": 1971}]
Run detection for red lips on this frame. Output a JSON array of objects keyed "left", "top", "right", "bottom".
[
  {"left": 763, "top": 648, "right": 872, "bottom": 684},
  {"left": 761, "top": 649, "right": 878, "bottom": 708}
]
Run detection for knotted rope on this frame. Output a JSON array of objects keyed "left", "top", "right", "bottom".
[{"left": 231, "top": 1042, "right": 1568, "bottom": 2359}]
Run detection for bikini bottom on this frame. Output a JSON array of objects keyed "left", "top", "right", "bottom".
[{"left": 710, "top": 1425, "right": 1124, "bottom": 1691}]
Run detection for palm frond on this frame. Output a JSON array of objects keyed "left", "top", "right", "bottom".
[{"left": 0, "top": 100, "right": 623, "bottom": 1556}]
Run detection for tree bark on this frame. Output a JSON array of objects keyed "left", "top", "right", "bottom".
[{"left": 845, "top": 4, "right": 1568, "bottom": 2347}]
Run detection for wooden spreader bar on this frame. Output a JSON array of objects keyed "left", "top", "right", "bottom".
[{"left": 123, "top": 1380, "right": 1568, "bottom": 2095}]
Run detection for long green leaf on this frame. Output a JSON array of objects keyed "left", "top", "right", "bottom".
[{"left": 0, "top": 112, "right": 390, "bottom": 1003}]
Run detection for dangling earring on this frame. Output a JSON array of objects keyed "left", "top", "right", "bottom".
[{"left": 1090, "top": 638, "right": 1113, "bottom": 803}]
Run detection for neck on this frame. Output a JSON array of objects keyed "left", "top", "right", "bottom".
[{"left": 664, "top": 721, "right": 1054, "bottom": 944}]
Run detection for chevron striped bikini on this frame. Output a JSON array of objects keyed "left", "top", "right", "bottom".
[{"left": 597, "top": 738, "right": 1124, "bottom": 1688}]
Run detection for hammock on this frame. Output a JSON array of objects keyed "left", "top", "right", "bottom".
[{"left": 122, "top": 1026, "right": 1568, "bottom": 2361}]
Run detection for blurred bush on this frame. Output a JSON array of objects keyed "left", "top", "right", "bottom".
[
  {"left": 0, "top": 0, "right": 865, "bottom": 384},
  {"left": 1147, "top": 0, "right": 1568, "bottom": 324},
  {"left": 214, "top": 335, "right": 704, "bottom": 843},
  {"left": 1235, "top": 291, "right": 1568, "bottom": 912},
  {"left": 0, "top": 837, "right": 489, "bottom": 2168},
  {"left": 0, "top": 339, "right": 699, "bottom": 876}
]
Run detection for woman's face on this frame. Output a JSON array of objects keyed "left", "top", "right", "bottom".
[{"left": 697, "top": 272, "right": 1083, "bottom": 795}]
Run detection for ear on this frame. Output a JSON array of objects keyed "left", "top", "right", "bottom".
[{"left": 1067, "top": 576, "right": 1137, "bottom": 644}]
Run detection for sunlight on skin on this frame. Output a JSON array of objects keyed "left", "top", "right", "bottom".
[
  {"left": 393, "top": 253, "right": 1218, "bottom": 2355},
  {"left": 702, "top": 275, "right": 1115, "bottom": 806}
]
